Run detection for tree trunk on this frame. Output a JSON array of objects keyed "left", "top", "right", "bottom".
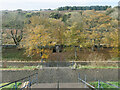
[
  {"left": 92, "top": 45, "right": 95, "bottom": 51},
  {"left": 74, "top": 46, "right": 77, "bottom": 60},
  {"left": 97, "top": 40, "right": 100, "bottom": 51},
  {"left": 92, "top": 39, "right": 95, "bottom": 51},
  {"left": 11, "top": 29, "right": 23, "bottom": 46}
]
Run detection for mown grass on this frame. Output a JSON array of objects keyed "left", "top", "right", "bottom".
[
  {"left": 0, "top": 82, "right": 22, "bottom": 90},
  {"left": 2, "top": 48, "right": 37, "bottom": 61},
  {"left": 1, "top": 65, "right": 119, "bottom": 70},
  {"left": 70, "top": 64, "right": 119, "bottom": 69},
  {"left": 0, "top": 66, "right": 38, "bottom": 70},
  {"left": 77, "top": 66, "right": 119, "bottom": 69},
  {"left": 89, "top": 81, "right": 119, "bottom": 89}
]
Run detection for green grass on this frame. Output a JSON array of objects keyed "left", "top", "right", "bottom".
[
  {"left": 0, "top": 82, "right": 22, "bottom": 90},
  {"left": 0, "top": 66, "right": 39, "bottom": 70},
  {"left": 2, "top": 48, "right": 38, "bottom": 61},
  {"left": 70, "top": 65, "right": 119, "bottom": 69},
  {"left": 108, "top": 81, "right": 119, "bottom": 86},
  {"left": 89, "top": 81, "right": 119, "bottom": 89},
  {"left": 112, "top": 57, "right": 120, "bottom": 61},
  {"left": 77, "top": 66, "right": 119, "bottom": 69}
]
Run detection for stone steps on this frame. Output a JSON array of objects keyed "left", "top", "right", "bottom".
[{"left": 31, "top": 83, "right": 88, "bottom": 88}]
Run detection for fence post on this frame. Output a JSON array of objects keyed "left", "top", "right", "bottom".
[
  {"left": 101, "top": 81, "right": 103, "bottom": 89},
  {"left": 84, "top": 75, "right": 87, "bottom": 88},
  {"left": 29, "top": 76, "right": 31, "bottom": 87},
  {"left": 78, "top": 73, "right": 80, "bottom": 83},
  {"left": 15, "top": 81, "right": 17, "bottom": 90},
  {"left": 98, "top": 80, "right": 100, "bottom": 90},
  {"left": 36, "top": 73, "right": 38, "bottom": 84}
]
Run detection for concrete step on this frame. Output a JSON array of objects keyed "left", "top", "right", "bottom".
[
  {"left": 59, "top": 83, "right": 88, "bottom": 88},
  {"left": 31, "top": 83, "right": 57, "bottom": 88},
  {"left": 31, "top": 83, "right": 88, "bottom": 88}
]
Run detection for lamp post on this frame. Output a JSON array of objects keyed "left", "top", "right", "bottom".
[
  {"left": 56, "top": 45, "right": 60, "bottom": 86},
  {"left": 40, "top": 51, "right": 43, "bottom": 67},
  {"left": 41, "top": 52, "right": 43, "bottom": 63},
  {"left": 56, "top": 45, "right": 60, "bottom": 67},
  {"left": 95, "top": 70, "right": 99, "bottom": 81}
]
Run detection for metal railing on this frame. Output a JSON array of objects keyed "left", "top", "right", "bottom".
[
  {"left": 0, "top": 72, "right": 38, "bottom": 90},
  {"left": 78, "top": 73, "right": 96, "bottom": 89},
  {"left": 78, "top": 73, "right": 120, "bottom": 90}
]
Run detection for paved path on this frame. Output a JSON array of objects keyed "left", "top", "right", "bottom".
[{"left": 31, "top": 83, "right": 88, "bottom": 88}]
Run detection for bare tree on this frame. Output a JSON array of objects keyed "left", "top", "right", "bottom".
[{"left": 11, "top": 29, "right": 23, "bottom": 46}]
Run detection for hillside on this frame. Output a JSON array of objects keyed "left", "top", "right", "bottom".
[{"left": 105, "top": 6, "right": 118, "bottom": 20}]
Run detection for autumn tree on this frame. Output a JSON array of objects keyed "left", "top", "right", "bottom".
[
  {"left": 49, "top": 19, "right": 66, "bottom": 45},
  {"left": 65, "top": 12, "right": 87, "bottom": 59},
  {"left": 23, "top": 25, "right": 54, "bottom": 60},
  {"left": 23, "top": 16, "right": 53, "bottom": 60},
  {"left": 103, "top": 19, "right": 118, "bottom": 56},
  {"left": 85, "top": 10, "right": 113, "bottom": 51},
  {"left": 23, "top": 16, "right": 66, "bottom": 61}
]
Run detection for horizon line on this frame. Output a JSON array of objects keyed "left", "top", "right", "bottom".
[{"left": 0, "top": 5, "right": 117, "bottom": 11}]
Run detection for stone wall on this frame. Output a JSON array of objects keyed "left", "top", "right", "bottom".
[
  {"left": 1, "top": 70, "right": 37, "bottom": 83},
  {"left": 1, "top": 68, "right": 119, "bottom": 83},
  {"left": 1, "top": 61, "right": 119, "bottom": 67}
]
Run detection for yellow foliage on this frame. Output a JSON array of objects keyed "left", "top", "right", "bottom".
[{"left": 22, "top": 16, "right": 66, "bottom": 60}]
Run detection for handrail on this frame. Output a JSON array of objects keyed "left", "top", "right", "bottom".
[
  {"left": 78, "top": 73, "right": 120, "bottom": 89},
  {"left": 0, "top": 72, "right": 38, "bottom": 88},
  {"left": 78, "top": 77, "right": 96, "bottom": 89},
  {"left": 78, "top": 73, "right": 96, "bottom": 89},
  {"left": 57, "top": 81, "right": 59, "bottom": 90}
]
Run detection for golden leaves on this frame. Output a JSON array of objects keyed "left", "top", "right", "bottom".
[{"left": 23, "top": 15, "right": 66, "bottom": 59}]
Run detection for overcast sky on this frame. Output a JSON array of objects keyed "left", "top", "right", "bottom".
[{"left": 0, "top": 0, "right": 119, "bottom": 10}]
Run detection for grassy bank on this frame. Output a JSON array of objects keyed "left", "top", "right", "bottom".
[
  {"left": 0, "top": 82, "right": 22, "bottom": 90},
  {"left": 1, "top": 65, "right": 119, "bottom": 70},
  {"left": 89, "top": 81, "right": 119, "bottom": 89},
  {"left": 2, "top": 48, "right": 35, "bottom": 61},
  {"left": 70, "top": 65, "right": 119, "bottom": 69},
  {"left": 0, "top": 66, "right": 39, "bottom": 70},
  {"left": 2, "top": 47, "right": 119, "bottom": 61},
  {"left": 77, "top": 66, "right": 119, "bottom": 69}
]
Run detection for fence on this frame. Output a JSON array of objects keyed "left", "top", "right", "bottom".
[
  {"left": 78, "top": 72, "right": 120, "bottom": 90},
  {"left": 78, "top": 73, "right": 96, "bottom": 89},
  {"left": 0, "top": 72, "right": 38, "bottom": 90}
]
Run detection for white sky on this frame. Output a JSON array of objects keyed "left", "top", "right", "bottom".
[{"left": 0, "top": 0, "right": 119, "bottom": 10}]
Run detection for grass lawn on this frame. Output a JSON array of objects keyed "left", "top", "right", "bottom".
[
  {"left": 1, "top": 65, "right": 119, "bottom": 70},
  {"left": 89, "top": 81, "right": 119, "bottom": 89},
  {"left": 77, "top": 66, "right": 119, "bottom": 69},
  {"left": 2, "top": 48, "right": 35, "bottom": 61},
  {"left": 0, "top": 66, "right": 39, "bottom": 70},
  {"left": 0, "top": 82, "right": 22, "bottom": 90},
  {"left": 70, "top": 64, "right": 119, "bottom": 69}
]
